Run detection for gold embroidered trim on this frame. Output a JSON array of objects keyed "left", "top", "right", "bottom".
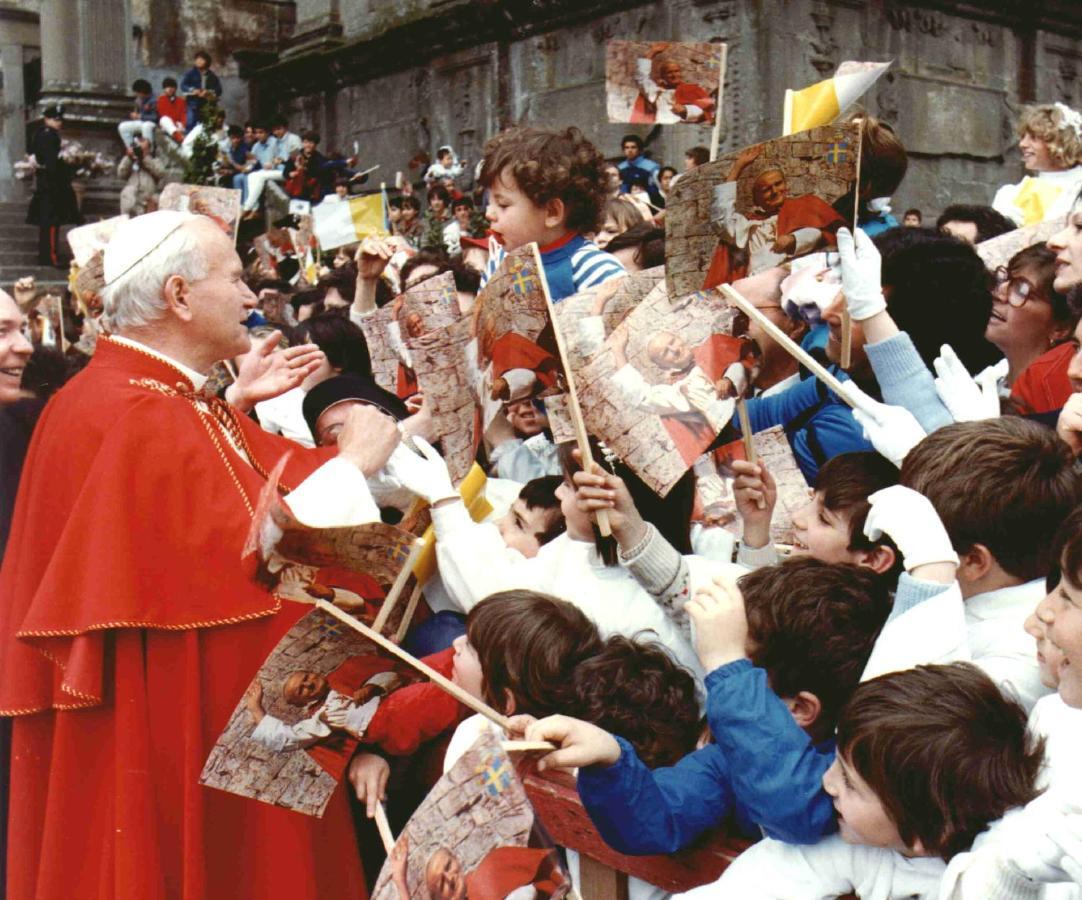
[{"left": 15, "top": 596, "right": 282, "bottom": 639}]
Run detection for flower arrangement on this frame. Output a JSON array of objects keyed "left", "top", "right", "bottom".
[{"left": 14, "top": 140, "right": 114, "bottom": 181}]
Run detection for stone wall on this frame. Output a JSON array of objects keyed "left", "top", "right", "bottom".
[{"left": 255, "top": 0, "right": 1082, "bottom": 221}]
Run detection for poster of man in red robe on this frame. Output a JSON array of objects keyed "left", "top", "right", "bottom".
[
  {"left": 560, "top": 284, "right": 744, "bottom": 496},
  {"left": 372, "top": 728, "right": 570, "bottom": 900},
  {"left": 605, "top": 41, "right": 725, "bottom": 125},
  {"left": 665, "top": 123, "right": 861, "bottom": 298}
]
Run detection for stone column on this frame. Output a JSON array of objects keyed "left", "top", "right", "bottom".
[
  {"left": 283, "top": 0, "right": 343, "bottom": 58},
  {"left": 37, "top": 0, "right": 131, "bottom": 152},
  {"left": 1, "top": 43, "right": 26, "bottom": 161}
]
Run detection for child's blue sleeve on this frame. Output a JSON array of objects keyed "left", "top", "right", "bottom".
[
  {"left": 706, "top": 660, "right": 837, "bottom": 844},
  {"left": 576, "top": 736, "right": 736, "bottom": 855},
  {"left": 865, "top": 332, "right": 954, "bottom": 433},
  {"left": 743, "top": 377, "right": 827, "bottom": 433}
]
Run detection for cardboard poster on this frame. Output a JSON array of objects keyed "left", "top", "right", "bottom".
[
  {"left": 694, "top": 425, "right": 810, "bottom": 543},
  {"left": 66, "top": 214, "right": 128, "bottom": 267},
  {"left": 665, "top": 122, "right": 861, "bottom": 298},
  {"left": 360, "top": 271, "right": 462, "bottom": 396},
  {"left": 552, "top": 267, "right": 666, "bottom": 371},
  {"left": 243, "top": 459, "right": 422, "bottom": 635},
  {"left": 569, "top": 285, "right": 747, "bottom": 496},
  {"left": 200, "top": 608, "right": 427, "bottom": 817},
  {"left": 159, "top": 182, "right": 243, "bottom": 243},
  {"left": 371, "top": 727, "right": 570, "bottom": 899},
  {"left": 466, "top": 245, "right": 566, "bottom": 432},
  {"left": 408, "top": 317, "right": 479, "bottom": 484},
  {"left": 606, "top": 40, "right": 725, "bottom": 125},
  {"left": 975, "top": 218, "right": 1063, "bottom": 273}
]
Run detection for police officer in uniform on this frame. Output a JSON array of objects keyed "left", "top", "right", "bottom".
[{"left": 27, "top": 104, "right": 81, "bottom": 268}]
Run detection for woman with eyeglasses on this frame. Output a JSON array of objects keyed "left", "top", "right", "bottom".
[
  {"left": 1049, "top": 192, "right": 1082, "bottom": 452},
  {"left": 985, "top": 244, "right": 1078, "bottom": 416}
]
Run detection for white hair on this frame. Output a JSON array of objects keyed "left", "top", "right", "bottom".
[{"left": 101, "top": 217, "right": 210, "bottom": 332}]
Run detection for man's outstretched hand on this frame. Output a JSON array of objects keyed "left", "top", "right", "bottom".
[{"left": 225, "top": 331, "right": 324, "bottom": 412}]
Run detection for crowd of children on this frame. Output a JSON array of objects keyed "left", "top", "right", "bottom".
[{"left": 9, "top": 91, "right": 1082, "bottom": 899}]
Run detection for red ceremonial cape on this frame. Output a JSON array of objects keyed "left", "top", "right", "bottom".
[
  {"left": 489, "top": 333, "right": 559, "bottom": 391},
  {"left": 703, "top": 193, "right": 846, "bottom": 290},
  {"left": 661, "top": 333, "right": 743, "bottom": 466},
  {"left": 465, "top": 847, "right": 566, "bottom": 900},
  {"left": 0, "top": 338, "right": 366, "bottom": 899}
]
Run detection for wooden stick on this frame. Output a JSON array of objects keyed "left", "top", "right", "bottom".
[
  {"left": 840, "top": 308, "right": 852, "bottom": 370},
  {"left": 709, "top": 43, "right": 728, "bottom": 163},
  {"left": 223, "top": 360, "right": 238, "bottom": 382},
  {"left": 530, "top": 243, "right": 612, "bottom": 536},
  {"left": 312, "top": 597, "right": 514, "bottom": 731},
  {"left": 502, "top": 740, "right": 556, "bottom": 752},
  {"left": 841, "top": 134, "right": 864, "bottom": 371},
  {"left": 371, "top": 538, "right": 424, "bottom": 634},
  {"left": 373, "top": 802, "right": 395, "bottom": 854},
  {"left": 736, "top": 398, "right": 756, "bottom": 466},
  {"left": 719, "top": 284, "right": 856, "bottom": 408},
  {"left": 782, "top": 88, "right": 794, "bottom": 136},
  {"left": 394, "top": 580, "right": 425, "bottom": 643}
]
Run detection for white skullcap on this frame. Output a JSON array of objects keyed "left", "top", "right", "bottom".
[{"left": 103, "top": 210, "right": 201, "bottom": 286}]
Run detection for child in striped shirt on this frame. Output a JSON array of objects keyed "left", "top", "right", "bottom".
[{"left": 478, "top": 126, "right": 626, "bottom": 301}]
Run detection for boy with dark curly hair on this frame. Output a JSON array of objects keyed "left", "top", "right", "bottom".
[{"left": 478, "top": 126, "right": 625, "bottom": 301}]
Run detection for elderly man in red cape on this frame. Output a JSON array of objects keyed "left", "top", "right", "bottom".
[
  {"left": 702, "top": 144, "right": 846, "bottom": 289},
  {"left": 0, "top": 210, "right": 405, "bottom": 899}
]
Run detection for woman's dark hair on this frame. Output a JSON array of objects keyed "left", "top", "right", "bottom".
[
  {"left": 427, "top": 184, "right": 452, "bottom": 206},
  {"left": 467, "top": 591, "right": 700, "bottom": 767},
  {"left": 301, "top": 130, "right": 320, "bottom": 144},
  {"left": 558, "top": 438, "right": 695, "bottom": 566},
  {"left": 603, "top": 221, "right": 665, "bottom": 269},
  {"left": 1007, "top": 243, "right": 1076, "bottom": 332},
  {"left": 874, "top": 227, "right": 1003, "bottom": 374},
  {"left": 935, "top": 205, "right": 1016, "bottom": 243},
  {"left": 399, "top": 250, "right": 451, "bottom": 288},
  {"left": 292, "top": 313, "right": 372, "bottom": 377},
  {"left": 132, "top": 79, "right": 152, "bottom": 95}
]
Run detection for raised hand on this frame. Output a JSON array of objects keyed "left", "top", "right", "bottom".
[{"left": 225, "top": 332, "right": 325, "bottom": 412}]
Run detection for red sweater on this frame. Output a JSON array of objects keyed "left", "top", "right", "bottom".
[{"left": 156, "top": 93, "right": 187, "bottom": 124}]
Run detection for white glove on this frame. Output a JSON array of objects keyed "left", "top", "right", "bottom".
[
  {"left": 323, "top": 696, "right": 381, "bottom": 739},
  {"left": 863, "top": 485, "right": 958, "bottom": 571},
  {"left": 839, "top": 380, "right": 927, "bottom": 468},
  {"left": 382, "top": 436, "right": 458, "bottom": 505},
  {"left": 933, "top": 345, "right": 1006, "bottom": 422},
  {"left": 991, "top": 793, "right": 1082, "bottom": 885},
  {"left": 836, "top": 227, "right": 887, "bottom": 321}
]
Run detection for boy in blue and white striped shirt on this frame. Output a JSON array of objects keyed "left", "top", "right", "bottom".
[{"left": 477, "top": 126, "right": 626, "bottom": 301}]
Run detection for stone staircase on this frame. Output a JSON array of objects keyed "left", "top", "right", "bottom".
[{"left": 0, "top": 177, "right": 125, "bottom": 291}]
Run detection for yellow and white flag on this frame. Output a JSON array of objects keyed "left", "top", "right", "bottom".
[
  {"left": 783, "top": 61, "right": 892, "bottom": 136},
  {"left": 312, "top": 193, "right": 388, "bottom": 249}
]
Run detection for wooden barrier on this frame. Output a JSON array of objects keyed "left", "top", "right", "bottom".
[{"left": 518, "top": 762, "right": 753, "bottom": 898}]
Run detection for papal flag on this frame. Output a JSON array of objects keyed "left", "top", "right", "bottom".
[
  {"left": 312, "top": 192, "right": 388, "bottom": 249},
  {"left": 783, "top": 61, "right": 892, "bottom": 136}
]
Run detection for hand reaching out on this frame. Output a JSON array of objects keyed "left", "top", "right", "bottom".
[
  {"left": 686, "top": 575, "right": 748, "bottom": 674},
  {"left": 570, "top": 449, "right": 645, "bottom": 549},
  {"left": 731, "top": 459, "right": 776, "bottom": 548},
  {"left": 13, "top": 276, "right": 36, "bottom": 309},
  {"left": 355, "top": 236, "right": 396, "bottom": 280},
  {"left": 1057, "top": 392, "right": 1082, "bottom": 457},
  {"left": 244, "top": 682, "right": 265, "bottom": 724},
  {"left": 347, "top": 752, "right": 391, "bottom": 819},
  {"left": 336, "top": 405, "right": 401, "bottom": 476},
  {"left": 522, "top": 714, "right": 621, "bottom": 772},
  {"left": 726, "top": 145, "right": 762, "bottom": 181},
  {"left": 226, "top": 332, "right": 325, "bottom": 412}
]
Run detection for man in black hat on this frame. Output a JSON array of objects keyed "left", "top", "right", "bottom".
[{"left": 26, "top": 105, "right": 81, "bottom": 268}]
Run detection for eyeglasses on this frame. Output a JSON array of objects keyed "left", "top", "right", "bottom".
[{"left": 993, "top": 267, "right": 1045, "bottom": 308}]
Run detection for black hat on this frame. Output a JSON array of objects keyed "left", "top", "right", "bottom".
[
  {"left": 302, "top": 374, "right": 409, "bottom": 442},
  {"left": 42, "top": 103, "right": 64, "bottom": 120}
]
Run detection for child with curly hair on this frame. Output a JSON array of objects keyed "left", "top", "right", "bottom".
[{"left": 477, "top": 126, "right": 626, "bottom": 301}]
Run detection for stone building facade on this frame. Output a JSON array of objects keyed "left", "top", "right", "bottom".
[
  {"left": 2, "top": 0, "right": 1082, "bottom": 217},
  {"left": 259, "top": 0, "right": 1082, "bottom": 219}
]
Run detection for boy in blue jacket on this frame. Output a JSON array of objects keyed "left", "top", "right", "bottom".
[{"left": 521, "top": 558, "right": 892, "bottom": 852}]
